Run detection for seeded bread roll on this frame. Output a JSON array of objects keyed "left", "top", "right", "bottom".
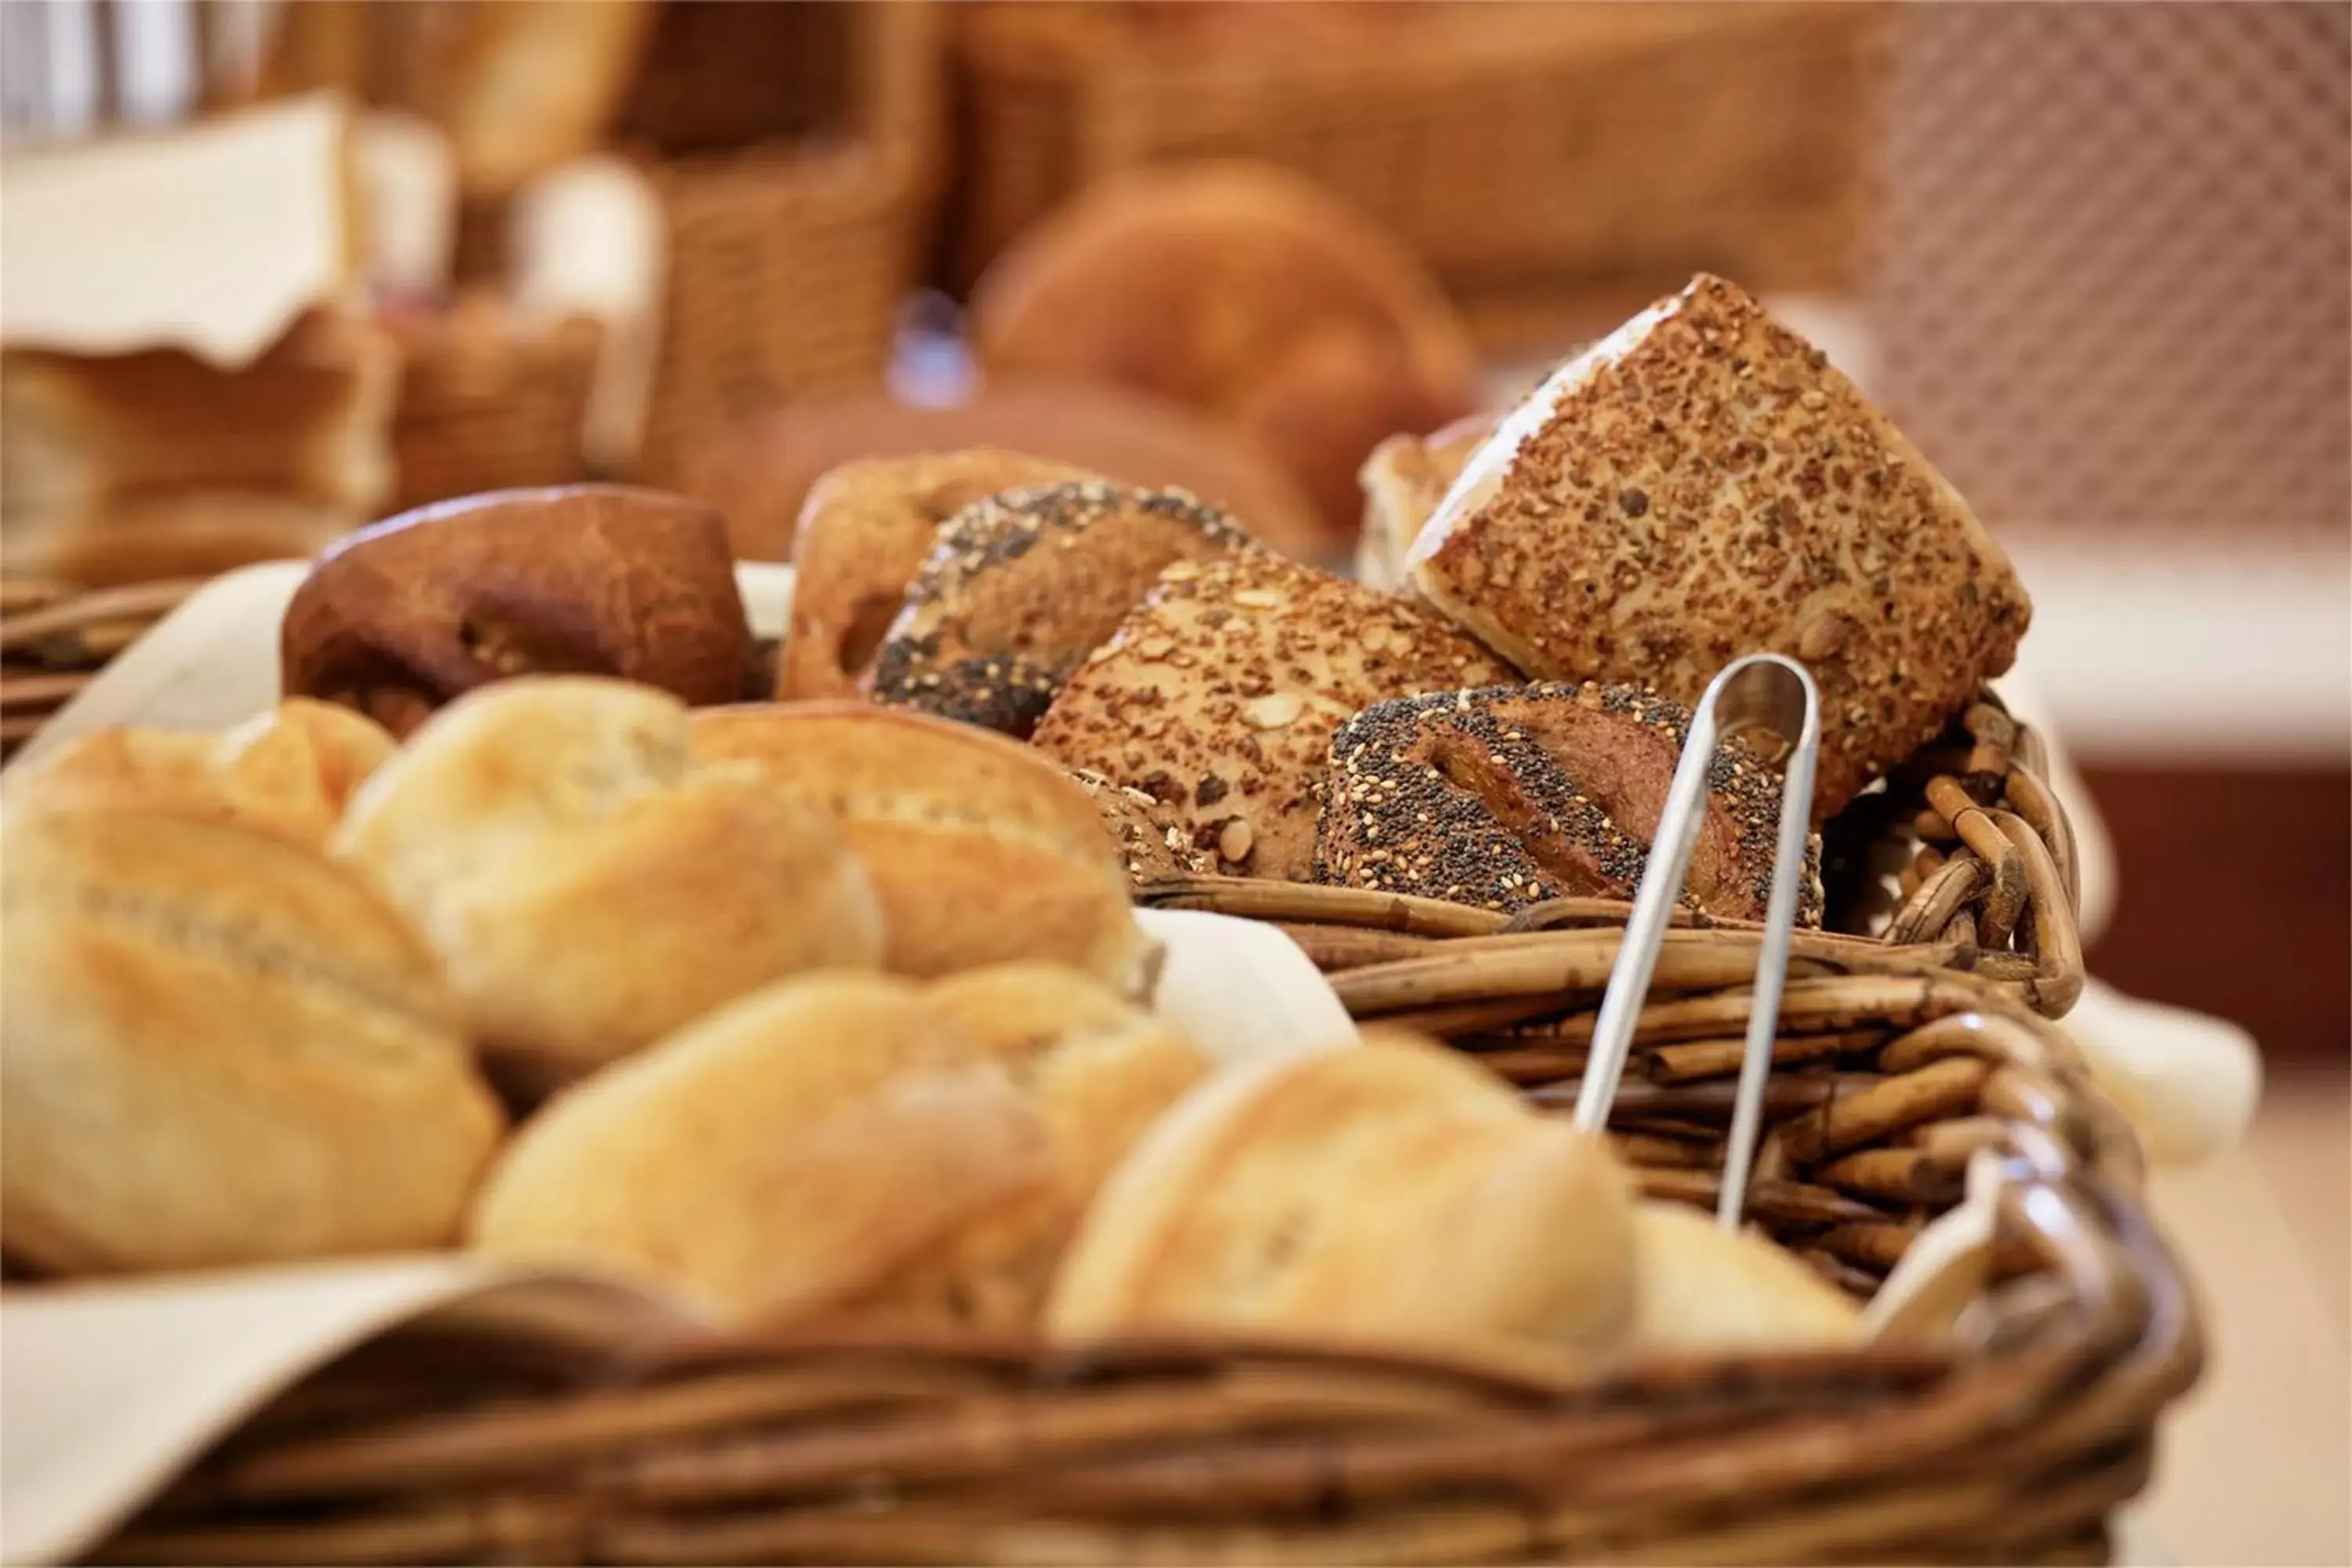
[
  {"left": 1316, "top": 681, "right": 1823, "bottom": 924},
  {"left": 869, "top": 482, "right": 1252, "bottom": 739},
  {"left": 781, "top": 449, "right": 1098, "bottom": 701},
  {"left": 1047, "top": 1033, "right": 1635, "bottom": 1359},
  {"left": 689, "top": 703, "right": 1157, "bottom": 993},
  {"left": 1031, "top": 551, "right": 1515, "bottom": 881},
  {"left": 1353, "top": 412, "right": 1494, "bottom": 590},
  {"left": 334, "top": 678, "right": 884, "bottom": 1095},
  {"left": 1407, "top": 275, "right": 2030, "bottom": 818},
  {"left": 3, "top": 699, "right": 394, "bottom": 850},
  {"left": 2, "top": 808, "right": 504, "bottom": 1275},
  {"left": 1069, "top": 768, "right": 1214, "bottom": 883}
]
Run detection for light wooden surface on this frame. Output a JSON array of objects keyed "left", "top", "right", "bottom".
[{"left": 2136, "top": 1068, "right": 2351, "bottom": 1566}]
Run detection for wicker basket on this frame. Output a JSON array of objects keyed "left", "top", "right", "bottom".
[
  {"left": 389, "top": 306, "right": 604, "bottom": 514},
  {"left": 90, "top": 971, "right": 2190, "bottom": 1566},
  {"left": 952, "top": 2, "right": 1882, "bottom": 350},
  {"left": 0, "top": 579, "right": 196, "bottom": 760},
  {"left": 633, "top": 3, "right": 943, "bottom": 485}
]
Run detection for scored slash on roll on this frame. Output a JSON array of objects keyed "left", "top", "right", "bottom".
[{"left": 1573, "top": 652, "right": 1823, "bottom": 1231}]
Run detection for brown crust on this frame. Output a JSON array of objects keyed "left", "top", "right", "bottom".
[
  {"left": 281, "top": 485, "right": 751, "bottom": 737},
  {"left": 1407, "top": 275, "right": 2030, "bottom": 818},
  {"left": 780, "top": 450, "right": 1098, "bottom": 702},
  {"left": 1315, "top": 681, "right": 1824, "bottom": 924},
  {"left": 868, "top": 483, "right": 1251, "bottom": 739},
  {"left": 1029, "top": 551, "right": 1516, "bottom": 883},
  {"left": 1068, "top": 768, "right": 1214, "bottom": 884}
]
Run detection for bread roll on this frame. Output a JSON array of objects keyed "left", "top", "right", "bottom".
[
  {"left": 1354, "top": 413, "right": 1494, "bottom": 589},
  {"left": 1630, "top": 1201, "right": 1863, "bottom": 1351},
  {"left": 470, "top": 973, "right": 1053, "bottom": 1321},
  {"left": 869, "top": 482, "right": 1251, "bottom": 739},
  {"left": 281, "top": 485, "right": 753, "bottom": 739},
  {"left": 1030, "top": 551, "right": 1516, "bottom": 881},
  {"left": 688, "top": 703, "right": 1156, "bottom": 993},
  {"left": 1048, "top": 1035, "right": 1635, "bottom": 1360},
  {"left": 1069, "top": 768, "right": 1213, "bottom": 883},
  {"left": 1, "top": 808, "right": 503, "bottom": 1275},
  {"left": 334, "top": 678, "right": 884, "bottom": 1094},
  {"left": 857, "top": 964, "right": 1214, "bottom": 1327},
  {"left": 4, "top": 699, "right": 395, "bottom": 849},
  {"left": 680, "top": 383, "right": 1327, "bottom": 564},
  {"left": 782, "top": 449, "right": 1098, "bottom": 701},
  {"left": 1406, "top": 275, "right": 2031, "bottom": 818},
  {"left": 971, "top": 163, "right": 1478, "bottom": 543},
  {"left": 1316, "top": 681, "right": 1824, "bottom": 924}
]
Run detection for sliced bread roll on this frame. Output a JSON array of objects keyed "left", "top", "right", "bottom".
[
  {"left": 1354, "top": 412, "right": 1494, "bottom": 590},
  {"left": 869, "top": 482, "right": 1252, "bottom": 739},
  {"left": 1069, "top": 768, "right": 1213, "bottom": 883},
  {"left": 1406, "top": 274, "right": 2030, "bottom": 818},
  {"left": 1316, "top": 681, "right": 1823, "bottom": 923},
  {"left": 1047, "top": 1034, "right": 1635, "bottom": 1361},
  {"left": 781, "top": 448, "right": 1098, "bottom": 701},
  {"left": 3, "top": 699, "right": 394, "bottom": 850},
  {"left": 1031, "top": 550, "right": 1515, "bottom": 881},
  {"left": 334, "top": 677, "right": 884, "bottom": 1094},
  {"left": 470, "top": 973, "right": 1052, "bottom": 1322},
  {"left": 688, "top": 703, "right": 1156, "bottom": 993},
  {"left": 2, "top": 808, "right": 503, "bottom": 1275}
]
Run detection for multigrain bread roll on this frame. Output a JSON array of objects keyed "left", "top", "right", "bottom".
[
  {"left": 470, "top": 973, "right": 1053, "bottom": 1322},
  {"left": 1316, "top": 682, "right": 1824, "bottom": 924},
  {"left": 334, "top": 679, "right": 884, "bottom": 1095},
  {"left": 3, "top": 699, "right": 394, "bottom": 850},
  {"left": 281, "top": 485, "right": 753, "bottom": 738},
  {"left": 1, "top": 808, "right": 504, "bottom": 1275},
  {"left": 869, "top": 483, "right": 1252, "bottom": 739},
  {"left": 1354, "top": 412, "right": 1494, "bottom": 590},
  {"left": 1069, "top": 768, "right": 1213, "bottom": 883},
  {"left": 781, "top": 449, "right": 1098, "bottom": 701},
  {"left": 1030, "top": 551, "right": 1516, "bottom": 881},
  {"left": 858, "top": 964, "right": 1215, "bottom": 1327},
  {"left": 1047, "top": 1035, "right": 1635, "bottom": 1359},
  {"left": 688, "top": 704, "right": 1157, "bottom": 993},
  {"left": 1406, "top": 274, "right": 2031, "bottom": 818},
  {"left": 1632, "top": 1201, "right": 1863, "bottom": 1351}
]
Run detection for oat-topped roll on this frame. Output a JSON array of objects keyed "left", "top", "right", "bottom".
[
  {"left": 1316, "top": 681, "right": 1824, "bottom": 924},
  {"left": 1406, "top": 274, "right": 2030, "bottom": 818},
  {"left": 1031, "top": 550, "right": 1515, "bottom": 882},
  {"left": 869, "top": 482, "right": 1251, "bottom": 739}
]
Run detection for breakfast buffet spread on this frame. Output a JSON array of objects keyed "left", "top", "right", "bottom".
[{"left": 1, "top": 276, "right": 2198, "bottom": 1566}]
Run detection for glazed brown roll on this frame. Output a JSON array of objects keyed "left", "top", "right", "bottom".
[{"left": 281, "top": 485, "right": 752, "bottom": 737}]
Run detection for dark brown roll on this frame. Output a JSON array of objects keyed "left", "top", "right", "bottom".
[
  {"left": 280, "top": 485, "right": 751, "bottom": 737},
  {"left": 1316, "top": 681, "right": 1824, "bottom": 924}
]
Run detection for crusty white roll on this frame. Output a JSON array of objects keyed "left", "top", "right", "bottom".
[
  {"left": 469, "top": 972, "right": 1054, "bottom": 1322},
  {"left": 332, "top": 677, "right": 884, "bottom": 1094},
  {"left": 864, "top": 964, "right": 1213, "bottom": 1327},
  {"left": 3, "top": 699, "right": 395, "bottom": 849},
  {"left": 1, "top": 807, "right": 504, "bottom": 1275},
  {"left": 688, "top": 703, "right": 1158, "bottom": 995},
  {"left": 1630, "top": 1200, "right": 1864, "bottom": 1351},
  {"left": 1048, "top": 1033, "right": 1635, "bottom": 1360}
]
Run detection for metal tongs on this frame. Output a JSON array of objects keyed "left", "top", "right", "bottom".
[{"left": 1573, "top": 653, "right": 1822, "bottom": 1230}]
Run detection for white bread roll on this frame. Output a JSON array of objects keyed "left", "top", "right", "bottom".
[
  {"left": 333, "top": 677, "right": 884, "bottom": 1092},
  {"left": 4, "top": 699, "right": 394, "bottom": 849},
  {"left": 469, "top": 973, "right": 1053, "bottom": 1321},
  {"left": 1048, "top": 1034, "right": 1635, "bottom": 1360},
  {"left": 0, "top": 808, "right": 504, "bottom": 1275},
  {"left": 1631, "top": 1201, "right": 1864, "bottom": 1352},
  {"left": 688, "top": 703, "right": 1157, "bottom": 995}
]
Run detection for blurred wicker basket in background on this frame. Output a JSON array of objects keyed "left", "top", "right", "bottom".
[
  {"left": 953, "top": 2, "right": 1882, "bottom": 354},
  {"left": 387, "top": 301, "right": 602, "bottom": 513}
]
